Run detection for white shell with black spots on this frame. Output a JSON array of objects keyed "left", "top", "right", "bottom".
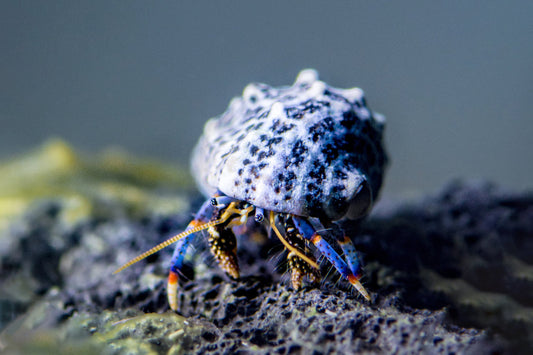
[{"left": 191, "top": 69, "right": 388, "bottom": 220}]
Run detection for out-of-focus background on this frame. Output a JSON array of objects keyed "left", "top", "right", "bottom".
[{"left": 1, "top": 1, "right": 531, "bottom": 198}]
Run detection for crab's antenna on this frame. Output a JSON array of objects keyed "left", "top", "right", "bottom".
[
  {"left": 113, "top": 218, "right": 225, "bottom": 274},
  {"left": 269, "top": 211, "right": 319, "bottom": 270}
]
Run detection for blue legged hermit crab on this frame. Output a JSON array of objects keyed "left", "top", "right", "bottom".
[{"left": 115, "top": 69, "right": 388, "bottom": 310}]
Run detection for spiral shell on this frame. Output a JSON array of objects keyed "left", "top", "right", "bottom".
[{"left": 191, "top": 69, "right": 387, "bottom": 220}]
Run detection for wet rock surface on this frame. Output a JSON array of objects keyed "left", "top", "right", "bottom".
[{"left": 0, "top": 143, "right": 531, "bottom": 354}]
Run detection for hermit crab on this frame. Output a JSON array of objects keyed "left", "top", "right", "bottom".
[{"left": 115, "top": 69, "right": 388, "bottom": 310}]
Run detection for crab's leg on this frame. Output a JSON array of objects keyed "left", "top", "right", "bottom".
[
  {"left": 168, "top": 197, "right": 218, "bottom": 310},
  {"left": 284, "top": 219, "right": 320, "bottom": 290},
  {"left": 287, "top": 251, "right": 320, "bottom": 289},
  {"left": 207, "top": 201, "right": 255, "bottom": 278},
  {"left": 323, "top": 222, "right": 364, "bottom": 286},
  {"left": 168, "top": 199, "right": 253, "bottom": 310},
  {"left": 207, "top": 221, "right": 240, "bottom": 279},
  {"left": 336, "top": 234, "right": 364, "bottom": 283},
  {"left": 292, "top": 216, "right": 371, "bottom": 301}
]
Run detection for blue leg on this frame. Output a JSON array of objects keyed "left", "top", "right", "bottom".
[
  {"left": 292, "top": 216, "right": 370, "bottom": 300},
  {"left": 169, "top": 198, "right": 218, "bottom": 274},
  {"left": 337, "top": 235, "right": 363, "bottom": 279},
  {"left": 325, "top": 222, "right": 364, "bottom": 280},
  {"left": 168, "top": 197, "right": 217, "bottom": 310}
]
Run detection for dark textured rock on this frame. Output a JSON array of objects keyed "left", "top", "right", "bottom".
[{"left": 0, "top": 145, "right": 530, "bottom": 354}]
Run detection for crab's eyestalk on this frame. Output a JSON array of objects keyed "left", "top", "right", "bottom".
[
  {"left": 254, "top": 208, "right": 265, "bottom": 223},
  {"left": 211, "top": 195, "right": 234, "bottom": 208}
]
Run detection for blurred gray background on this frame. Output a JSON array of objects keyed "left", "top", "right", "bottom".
[{"left": 1, "top": 1, "right": 532, "bottom": 198}]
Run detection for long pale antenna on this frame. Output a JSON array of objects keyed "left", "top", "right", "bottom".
[{"left": 113, "top": 218, "right": 224, "bottom": 274}]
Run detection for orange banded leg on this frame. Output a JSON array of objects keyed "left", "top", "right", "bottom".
[
  {"left": 168, "top": 198, "right": 217, "bottom": 310},
  {"left": 292, "top": 216, "right": 370, "bottom": 301},
  {"left": 115, "top": 194, "right": 251, "bottom": 312},
  {"left": 336, "top": 234, "right": 363, "bottom": 280}
]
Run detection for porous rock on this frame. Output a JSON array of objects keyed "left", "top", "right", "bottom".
[{"left": 1, "top": 143, "right": 531, "bottom": 354}]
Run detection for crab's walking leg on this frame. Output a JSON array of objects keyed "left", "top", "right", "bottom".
[
  {"left": 324, "top": 223, "right": 364, "bottom": 285},
  {"left": 168, "top": 198, "right": 253, "bottom": 310},
  {"left": 284, "top": 219, "right": 320, "bottom": 290},
  {"left": 292, "top": 216, "right": 371, "bottom": 301},
  {"left": 207, "top": 201, "right": 255, "bottom": 278},
  {"left": 287, "top": 250, "right": 320, "bottom": 290},
  {"left": 168, "top": 198, "right": 217, "bottom": 310}
]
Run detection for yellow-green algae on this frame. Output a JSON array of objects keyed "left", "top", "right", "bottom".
[
  {"left": 1, "top": 296, "right": 217, "bottom": 355},
  {"left": 0, "top": 139, "right": 193, "bottom": 309},
  {"left": 0, "top": 139, "right": 193, "bottom": 232},
  {"left": 0, "top": 139, "right": 208, "bottom": 354}
]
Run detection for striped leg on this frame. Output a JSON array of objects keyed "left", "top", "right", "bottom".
[
  {"left": 292, "top": 216, "right": 370, "bottom": 300},
  {"left": 168, "top": 197, "right": 253, "bottom": 310},
  {"left": 325, "top": 222, "right": 364, "bottom": 281}
]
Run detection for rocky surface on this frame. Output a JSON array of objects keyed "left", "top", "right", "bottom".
[{"left": 0, "top": 141, "right": 531, "bottom": 354}]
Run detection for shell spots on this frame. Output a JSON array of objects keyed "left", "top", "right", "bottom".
[
  {"left": 287, "top": 140, "right": 307, "bottom": 167},
  {"left": 272, "top": 120, "right": 295, "bottom": 135},
  {"left": 190, "top": 69, "right": 388, "bottom": 220},
  {"left": 309, "top": 160, "right": 326, "bottom": 181},
  {"left": 333, "top": 168, "right": 348, "bottom": 180},
  {"left": 308, "top": 117, "right": 335, "bottom": 143},
  {"left": 273, "top": 171, "right": 297, "bottom": 197},
  {"left": 266, "top": 137, "right": 283, "bottom": 147},
  {"left": 340, "top": 110, "right": 358, "bottom": 130},
  {"left": 257, "top": 149, "right": 274, "bottom": 161},
  {"left": 321, "top": 143, "right": 340, "bottom": 164},
  {"left": 249, "top": 145, "right": 259, "bottom": 156}
]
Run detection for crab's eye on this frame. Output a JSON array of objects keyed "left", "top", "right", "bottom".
[{"left": 345, "top": 180, "right": 373, "bottom": 220}]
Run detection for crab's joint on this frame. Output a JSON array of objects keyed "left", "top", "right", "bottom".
[
  {"left": 338, "top": 235, "right": 351, "bottom": 245},
  {"left": 310, "top": 233, "right": 322, "bottom": 244},
  {"left": 188, "top": 219, "right": 202, "bottom": 228},
  {"left": 335, "top": 234, "right": 363, "bottom": 283}
]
